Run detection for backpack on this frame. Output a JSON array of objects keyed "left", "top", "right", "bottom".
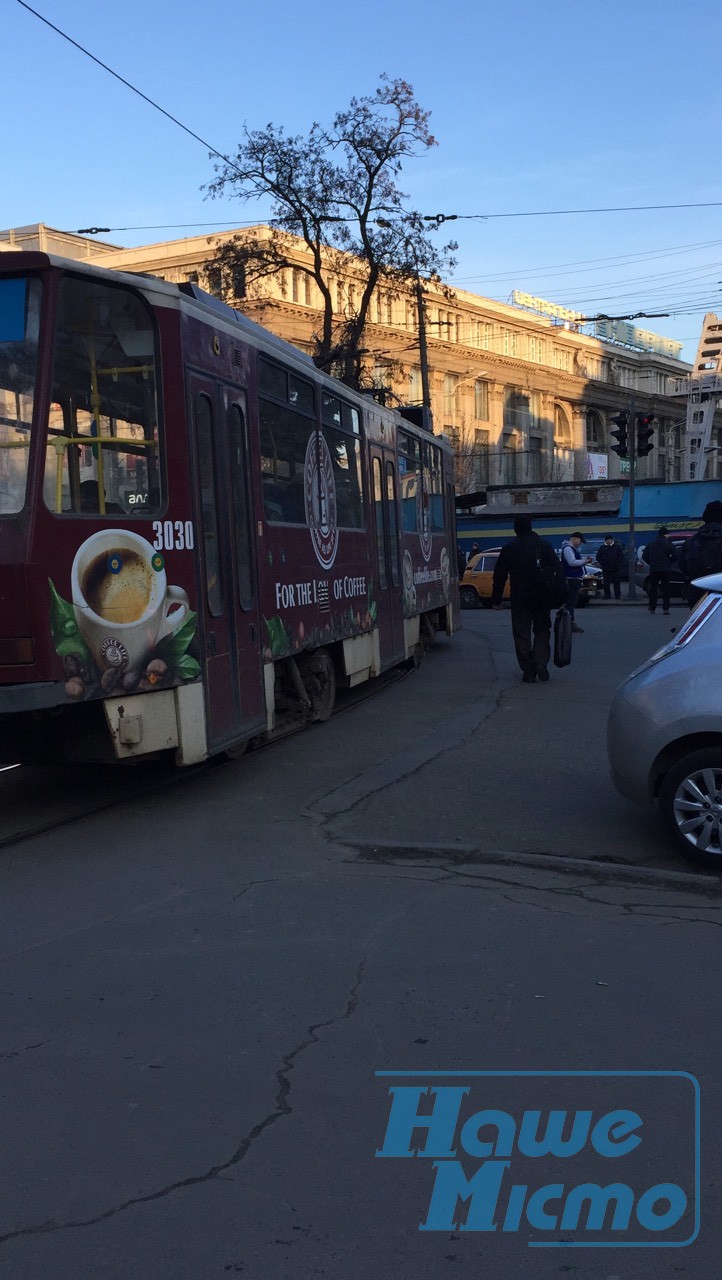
[
  {"left": 530, "top": 550, "right": 569, "bottom": 608},
  {"left": 681, "top": 533, "right": 722, "bottom": 582}
]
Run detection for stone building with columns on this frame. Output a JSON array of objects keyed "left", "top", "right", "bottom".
[{"left": 2, "top": 222, "right": 707, "bottom": 493}]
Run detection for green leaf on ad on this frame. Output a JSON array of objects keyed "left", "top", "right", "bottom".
[
  {"left": 174, "top": 654, "right": 201, "bottom": 681},
  {"left": 48, "top": 578, "right": 93, "bottom": 664},
  {"left": 265, "top": 615, "right": 289, "bottom": 658},
  {"left": 369, "top": 599, "right": 378, "bottom": 621},
  {"left": 154, "top": 611, "right": 198, "bottom": 665}
]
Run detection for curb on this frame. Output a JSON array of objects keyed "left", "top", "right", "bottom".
[{"left": 350, "top": 840, "right": 721, "bottom": 893}]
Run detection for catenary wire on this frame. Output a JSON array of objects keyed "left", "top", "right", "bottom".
[{"left": 16, "top": 4, "right": 722, "bottom": 233}]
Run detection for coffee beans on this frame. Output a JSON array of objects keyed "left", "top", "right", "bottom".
[
  {"left": 63, "top": 654, "right": 82, "bottom": 678},
  {"left": 100, "top": 668, "right": 121, "bottom": 694}
]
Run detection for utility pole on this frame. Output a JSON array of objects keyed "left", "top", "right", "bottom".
[
  {"left": 626, "top": 394, "right": 638, "bottom": 600},
  {"left": 415, "top": 275, "right": 433, "bottom": 433}
]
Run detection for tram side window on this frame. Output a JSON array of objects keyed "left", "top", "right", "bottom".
[
  {"left": 0, "top": 277, "right": 42, "bottom": 515},
  {"left": 373, "top": 456, "right": 387, "bottom": 589},
  {"left": 321, "top": 393, "right": 364, "bottom": 529},
  {"left": 43, "top": 277, "right": 163, "bottom": 517},
  {"left": 385, "top": 460, "right": 400, "bottom": 587},
  {"left": 228, "top": 402, "right": 254, "bottom": 612},
  {"left": 195, "top": 394, "right": 223, "bottom": 617},
  {"left": 259, "top": 357, "right": 315, "bottom": 524},
  {"left": 398, "top": 432, "right": 420, "bottom": 532},
  {"left": 424, "top": 441, "right": 445, "bottom": 532}
]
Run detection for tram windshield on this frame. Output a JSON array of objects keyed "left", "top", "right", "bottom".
[
  {"left": 0, "top": 276, "right": 42, "bottom": 514},
  {"left": 43, "top": 275, "right": 163, "bottom": 517}
]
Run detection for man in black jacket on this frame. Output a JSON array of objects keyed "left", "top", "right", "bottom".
[
  {"left": 491, "top": 514, "right": 561, "bottom": 683},
  {"left": 678, "top": 500, "right": 722, "bottom": 608},
  {"left": 642, "top": 527, "right": 677, "bottom": 615},
  {"left": 596, "top": 535, "right": 625, "bottom": 600}
]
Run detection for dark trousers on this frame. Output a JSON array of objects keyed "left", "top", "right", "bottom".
[
  {"left": 566, "top": 578, "right": 582, "bottom": 622},
  {"left": 602, "top": 571, "right": 621, "bottom": 599},
  {"left": 648, "top": 572, "right": 671, "bottom": 612},
  {"left": 511, "top": 601, "right": 551, "bottom": 675}
]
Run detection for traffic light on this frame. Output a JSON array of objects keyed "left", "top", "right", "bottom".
[
  {"left": 609, "top": 411, "right": 629, "bottom": 458},
  {"left": 636, "top": 413, "right": 655, "bottom": 457}
]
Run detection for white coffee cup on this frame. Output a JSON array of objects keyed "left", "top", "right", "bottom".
[{"left": 71, "top": 529, "right": 190, "bottom": 673}]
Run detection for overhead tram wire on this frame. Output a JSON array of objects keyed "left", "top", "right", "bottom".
[
  {"left": 15, "top": 6, "right": 722, "bottom": 237},
  {"left": 16, "top": 1, "right": 239, "bottom": 176},
  {"left": 456, "top": 238, "right": 722, "bottom": 285}
]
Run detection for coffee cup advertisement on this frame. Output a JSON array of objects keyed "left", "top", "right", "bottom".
[{"left": 49, "top": 530, "right": 200, "bottom": 701}]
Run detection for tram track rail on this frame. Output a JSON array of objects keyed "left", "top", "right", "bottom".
[{"left": 0, "top": 662, "right": 414, "bottom": 855}]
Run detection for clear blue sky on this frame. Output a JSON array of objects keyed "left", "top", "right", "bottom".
[{"left": 7, "top": 0, "right": 722, "bottom": 361}]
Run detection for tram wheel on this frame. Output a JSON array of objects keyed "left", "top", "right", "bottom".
[{"left": 297, "top": 649, "right": 336, "bottom": 722}]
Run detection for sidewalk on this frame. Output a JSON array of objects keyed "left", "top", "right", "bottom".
[{"left": 591, "top": 593, "right": 687, "bottom": 608}]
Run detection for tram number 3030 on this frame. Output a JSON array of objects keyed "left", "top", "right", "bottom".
[{"left": 152, "top": 520, "right": 196, "bottom": 551}]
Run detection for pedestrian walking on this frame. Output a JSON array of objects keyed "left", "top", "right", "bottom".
[
  {"left": 596, "top": 535, "right": 625, "bottom": 600},
  {"left": 678, "top": 501, "right": 722, "bottom": 608},
  {"left": 642, "top": 527, "right": 677, "bottom": 615},
  {"left": 456, "top": 543, "right": 467, "bottom": 578},
  {"left": 466, "top": 541, "right": 480, "bottom": 564},
  {"left": 560, "top": 532, "right": 592, "bottom": 633},
  {"left": 490, "top": 514, "right": 563, "bottom": 683}
]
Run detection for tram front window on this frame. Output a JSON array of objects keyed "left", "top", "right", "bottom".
[
  {"left": 43, "top": 276, "right": 163, "bottom": 517},
  {"left": 0, "top": 277, "right": 42, "bottom": 515}
]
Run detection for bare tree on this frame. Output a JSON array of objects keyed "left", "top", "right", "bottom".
[{"left": 204, "top": 75, "right": 456, "bottom": 389}]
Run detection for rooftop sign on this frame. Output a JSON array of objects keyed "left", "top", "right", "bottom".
[
  {"left": 593, "top": 319, "right": 683, "bottom": 360},
  {"left": 511, "top": 290, "right": 583, "bottom": 324}
]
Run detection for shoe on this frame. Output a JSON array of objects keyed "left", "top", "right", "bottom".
[
  {"left": 522, "top": 672, "right": 536, "bottom": 683},
  {"left": 536, "top": 666, "right": 550, "bottom": 682},
  {"left": 571, "top": 623, "right": 584, "bottom": 634},
  {"left": 663, "top": 610, "right": 670, "bottom": 615},
  {"left": 648, "top": 608, "right": 656, "bottom": 614}
]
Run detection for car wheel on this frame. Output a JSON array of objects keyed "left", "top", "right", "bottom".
[
  {"left": 659, "top": 747, "right": 722, "bottom": 868},
  {"left": 460, "top": 586, "right": 478, "bottom": 609}
]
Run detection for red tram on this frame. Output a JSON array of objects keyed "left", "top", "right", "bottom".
[{"left": 0, "top": 253, "right": 459, "bottom": 764}]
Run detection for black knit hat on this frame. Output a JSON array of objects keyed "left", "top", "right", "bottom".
[
  {"left": 703, "top": 500, "right": 722, "bottom": 524},
  {"left": 513, "top": 514, "right": 533, "bottom": 535}
]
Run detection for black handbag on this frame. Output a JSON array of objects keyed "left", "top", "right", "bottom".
[{"left": 553, "top": 607, "right": 572, "bottom": 668}]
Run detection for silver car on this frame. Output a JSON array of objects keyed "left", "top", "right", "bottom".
[{"left": 608, "top": 574, "right": 722, "bottom": 868}]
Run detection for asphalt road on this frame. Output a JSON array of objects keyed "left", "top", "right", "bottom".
[{"left": 0, "top": 603, "right": 719, "bottom": 1278}]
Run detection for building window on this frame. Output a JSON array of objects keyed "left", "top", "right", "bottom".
[
  {"left": 474, "top": 379, "right": 489, "bottom": 420},
  {"left": 502, "top": 329, "right": 518, "bottom": 357},
  {"left": 586, "top": 411, "right": 602, "bottom": 452},
  {"left": 408, "top": 367, "right": 423, "bottom": 407},
  {"left": 443, "top": 374, "right": 458, "bottom": 418},
  {"left": 527, "top": 435, "right": 542, "bottom": 482},
  {"left": 501, "top": 434, "right": 518, "bottom": 484},
  {"left": 504, "top": 387, "right": 532, "bottom": 432},
  {"left": 474, "top": 428, "right": 490, "bottom": 487},
  {"left": 206, "top": 266, "right": 222, "bottom": 298}
]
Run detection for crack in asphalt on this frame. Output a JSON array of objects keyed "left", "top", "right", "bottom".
[
  {"left": 340, "top": 855, "right": 722, "bottom": 929},
  {"left": 0, "top": 956, "right": 368, "bottom": 1248},
  {"left": 0, "top": 1039, "right": 50, "bottom": 1062}
]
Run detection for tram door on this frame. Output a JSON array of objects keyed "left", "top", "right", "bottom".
[
  {"left": 370, "top": 447, "right": 405, "bottom": 668},
  {"left": 189, "top": 374, "right": 266, "bottom": 750}
]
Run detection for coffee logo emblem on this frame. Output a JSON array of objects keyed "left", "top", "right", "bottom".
[
  {"left": 100, "top": 637, "right": 129, "bottom": 669},
  {"left": 304, "top": 433, "right": 338, "bottom": 570},
  {"left": 440, "top": 547, "right": 450, "bottom": 593}
]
